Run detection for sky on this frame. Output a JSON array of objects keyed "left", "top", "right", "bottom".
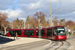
[{"left": 0, "top": 0, "right": 75, "bottom": 22}]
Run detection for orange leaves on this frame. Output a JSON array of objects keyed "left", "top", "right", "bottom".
[
  {"left": 0, "top": 13, "right": 8, "bottom": 27},
  {"left": 12, "top": 18, "right": 24, "bottom": 29},
  {"left": 25, "top": 12, "right": 49, "bottom": 28},
  {"left": 65, "top": 20, "right": 75, "bottom": 30}
]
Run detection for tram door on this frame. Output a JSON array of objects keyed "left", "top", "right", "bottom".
[
  {"left": 25, "top": 30, "right": 34, "bottom": 37},
  {"left": 27, "top": 32, "right": 30, "bottom": 37},
  {"left": 47, "top": 29, "right": 53, "bottom": 39},
  {"left": 36, "top": 30, "right": 44, "bottom": 38}
]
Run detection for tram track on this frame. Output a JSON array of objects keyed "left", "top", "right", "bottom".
[
  {"left": 35, "top": 40, "right": 52, "bottom": 50},
  {"left": 45, "top": 41, "right": 59, "bottom": 50},
  {"left": 62, "top": 41, "right": 71, "bottom": 50},
  {"left": 54, "top": 41, "right": 64, "bottom": 50},
  {"left": 53, "top": 41, "right": 70, "bottom": 50},
  {"left": 44, "top": 40, "right": 71, "bottom": 50},
  {"left": 54, "top": 36, "right": 73, "bottom": 50},
  {"left": 41, "top": 36, "right": 74, "bottom": 50}
]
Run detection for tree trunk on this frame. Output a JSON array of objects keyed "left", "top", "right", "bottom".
[
  {"left": 4, "top": 27, "right": 7, "bottom": 35},
  {"left": 2, "top": 25, "right": 7, "bottom": 35}
]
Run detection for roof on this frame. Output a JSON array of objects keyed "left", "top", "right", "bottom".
[{"left": 9, "top": 26, "right": 64, "bottom": 30}]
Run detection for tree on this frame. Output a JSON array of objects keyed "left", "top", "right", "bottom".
[
  {"left": 65, "top": 20, "right": 75, "bottom": 32},
  {"left": 65, "top": 20, "right": 75, "bottom": 28},
  {"left": 0, "top": 13, "right": 8, "bottom": 35},
  {"left": 34, "top": 11, "right": 45, "bottom": 19},
  {"left": 13, "top": 18, "right": 24, "bottom": 29},
  {"left": 25, "top": 11, "right": 49, "bottom": 28},
  {"left": 41, "top": 15, "right": 48, "bottom": 27},
  {"left": 34, "top": 11, "right": 48, "bottom": 28},
  {"left": 60, "top": 19, "right": 65, "bottom": 23},
  {"left": 53, "top": 17, "right": 59, "bottom": 26},
  {"left": 26, "top": 16, "right": 29, "bottom": 22},
  {"left": 25, "top": 16, "right": 30, "bottom": 28}
]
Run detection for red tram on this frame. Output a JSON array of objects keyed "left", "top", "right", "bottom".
[{"left": 6, "top": 26, "right": 67, "bottom": 40}]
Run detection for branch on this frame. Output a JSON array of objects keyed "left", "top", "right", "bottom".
[{"left": 2, "top": 24, "right": 4, "bottom": 27}]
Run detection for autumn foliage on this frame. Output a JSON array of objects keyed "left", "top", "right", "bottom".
[
  {"left": 0, "top": 12, "right": 9, "bottom": 34},
  {"left": 25, "top": 12, "right": 49, "bottom": 29},
  {"left": 0, "top": 11, "right": 75, "bottom": 34}
]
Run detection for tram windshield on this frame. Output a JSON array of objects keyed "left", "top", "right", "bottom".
[{"left": 54, "top": 27, "right": 66, "bottom": 35}]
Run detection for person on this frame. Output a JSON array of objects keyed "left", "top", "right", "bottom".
[
  {"left": 13, "top": 31, "right": 15, "bottom": 40},
  {"left": 16, "top": 32, "right": 18, "bottom": 40}
]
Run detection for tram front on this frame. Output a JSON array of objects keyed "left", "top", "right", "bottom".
[{"left": 54, "top": 26, "right": 67, "bottom": 40}]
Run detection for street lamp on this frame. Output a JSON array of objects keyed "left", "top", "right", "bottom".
[
  {"left": 38, "top": 19, "right": 42, "bottom": 38},
  {"left": 50, "top": 1, "right": 53, "bottom": 27}
]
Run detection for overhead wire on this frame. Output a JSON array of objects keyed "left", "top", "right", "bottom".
[{"left": 52, "top": 0, "right": 62, "bottom": 14}]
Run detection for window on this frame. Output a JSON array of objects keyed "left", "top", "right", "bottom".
[
  {"left": 47, "top": 29, "right": 53, "bottom": 37},
  {"left": 36, "top": 30, "right": 39, "bottom": 36},
  {"left": 54, "top": 27, "right": 66, "bottom": 35},
  {"left": 30, "top": 30, "right": 34, "bottom": 36},
  {"left": 10, "top": 31, "right": 14, "bottom": 36},
  {"left": 36, "top": 30, "right": 44, "bottom": 36},
  {"left": 41, "top": 30, "right": 44, "bottom": 36},
  {"left": 24, "top": 30, "right": 34, "bottom": 36},
  {"left": 24, "top": 30, "right": 28, "bottom": 35},
  {"left": 15, "top": 31, "right": 21, "bottom": 35},
  {"left": 10, "top": 30, "right": 21, "bottom": 35}
]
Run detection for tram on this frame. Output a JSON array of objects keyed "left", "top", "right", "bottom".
[{"left": 6, "top": 26, "right": 67, "bottom": 40}]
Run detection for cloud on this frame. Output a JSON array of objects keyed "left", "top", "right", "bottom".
[
  {"left": 1, "top": 9, "right": 22, "bottom": 18},
  {"left": 17, "top": 0, "right": 39, "bottom": 4},
  {"left": 51, "top": 0, "right": 59, "bottom": 2},
  {"left": 19, "top": 18, "right": 26, "bottom": 22},
  {"left": 0, "top": 0, "right": 75, "bottom": 22},
  {"left": 27, "top": 2, "right": 44, "bottom": 10}
]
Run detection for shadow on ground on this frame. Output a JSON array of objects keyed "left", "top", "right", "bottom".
[{"left": 0, "top": 36, "right": 14, "bottom": 44}]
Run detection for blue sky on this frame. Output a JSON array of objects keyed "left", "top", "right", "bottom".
[{"left": 0, "top": 0, "right": 75, "bottom": 22}]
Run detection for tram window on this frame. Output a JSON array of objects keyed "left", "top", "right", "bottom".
[
  {"left": 10, "top": 30, "right": 21, "bottom": 35},
  {"left": 10, "top": 31, "right": 14, "bottom": 36},
  {"left": 24, "top": 30, "right": 28, "bottom": 35},
  {"left": 30, "top": 30, "right": 34, "bottom": 36},
  {"left": 24, "top": 30, "right": 34, "bottom": 36},
  {"left": 36, "top": 30, "right": 44, "bottom": 36},
  {"left": 36, "top": 30, "right": 39, "bottom": 36},
  {"left": 41, "top": 30, "right": 44, "bottom": 36},
  {"left": 47, "top": 29, "right": 52, "bottom": 37},
  {"left": 15, "top": 31, "right": 21, "bottom": 35}
]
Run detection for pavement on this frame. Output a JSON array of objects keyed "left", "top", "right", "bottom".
[
  {"left": 0, "top": 35, "right": 75, "bottom": 50},
  {"left": 0, "top": 35, "right": 44, "bottom": 48}
]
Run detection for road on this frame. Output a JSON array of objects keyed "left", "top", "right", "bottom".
[
  {"left": 0, "top": 36, "right": 75, "bottom": 50},
  {"left": 0, "top": 39, "right": 51, "bottom": 50}
]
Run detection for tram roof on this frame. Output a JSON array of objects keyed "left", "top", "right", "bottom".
[
  {"left": 9, "top": 26, "right": 64, "bottom": 30},
  {"left": 42, "top": 26, "right": 64, "bottom": 29}
]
